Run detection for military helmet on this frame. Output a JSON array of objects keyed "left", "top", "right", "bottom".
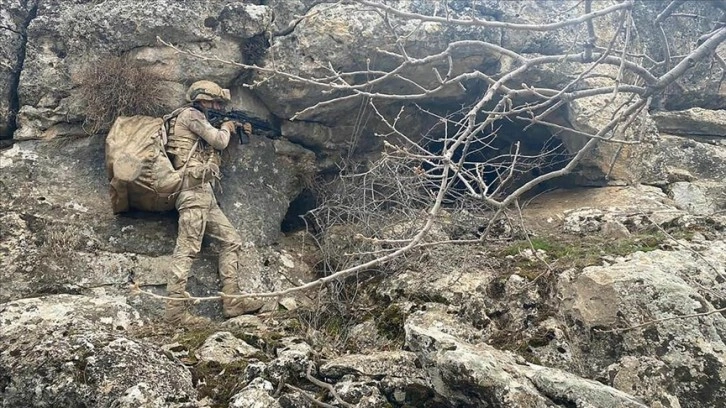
[{"left": 186, "top": 80, "right": 231, "bottom": 103}]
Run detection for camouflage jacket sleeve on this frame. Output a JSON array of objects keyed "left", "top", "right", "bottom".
[{"left": 186, "top": 108, "right": 231, "bottom": 150}]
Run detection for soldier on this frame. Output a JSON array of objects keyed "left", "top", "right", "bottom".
[{"left": 164, "top": 80, "right": 263, "bottom": 325}]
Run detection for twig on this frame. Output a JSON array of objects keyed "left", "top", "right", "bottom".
[
  {"left": 598, "top": 306, "right": 726, "bottom": 334},
  {"left": 654, "top": 0, "right": 687, "bottom": 24},
  {"left": 514, "top": 199, "right": 553, "bottom": 284},
  {"left": 583, "top": 0, "right": 596, "bottom": 62},
  {"left": 305, "top": 362, "right": 355, "bottom": 408},
  {"left": 285, "top": 384, "right": 338, "bottom": 408},
  {"left": 273, "top": 2, "right": 339, "bottom": 37}
]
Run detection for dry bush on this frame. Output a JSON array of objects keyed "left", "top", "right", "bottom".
[
  {"left": 307, "top": 154, "right": 434, "bottom": 273},
  {"left": 76, "top": 55, "right": 169, "bottom": 134},
  {"left": 39, "top": 222, "right": 90, "bottom": 258}
]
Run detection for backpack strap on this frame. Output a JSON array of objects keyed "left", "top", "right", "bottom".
[
  {"left": 168, "top": 140, "right": 200, "bottom": 199},
  {"left": 161, "top": 107, "right": 188, "bottom": 145}
]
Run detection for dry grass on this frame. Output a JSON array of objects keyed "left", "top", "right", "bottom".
[
  {"left": 75, "top": 55, "right": 169, "bottom": 134},
  {"left": 40, "top": 224, "right": 89, "bottom": 258}
]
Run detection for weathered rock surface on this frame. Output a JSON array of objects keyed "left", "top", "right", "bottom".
[
  {"left": 565, "top": 92, "right": 665, "bottom": 185},
  {"left": 21, "top": 1, "right": 240, "bottom": 106},
  {"left": 229, "top": 378, "right": 281, "bottom": 408},
  {"left": 0, "top": 0, "right": 34, "bottom": 139},
  {"left": 0, "top": 294, "right": 198, "bottom": 407},
  {"left": 652, "top": 108, "right": 726, "bottom": 138},
  {"left": 1, "top": 0, "right": 722, "bottom": 182},
  {"left": 559, "top": 242, "right": 726, "bottom": 408},
  {"left": 406, "top": 308, "right": 648, "bottom": 407},
  {"left": 266, "top": 337, "right": 315, "bottom": 382},
  {"left": 195, "top": 331, "right": 261, "bottom": 364},
  {"left": 668, "top": 180, "right": 726, "bottom": 215},
  {"left": 657, "top": 134, "right": 726, "bottom": 183},
  {"left": 321, "top": 351, "right": 433, "bottom": 406}
]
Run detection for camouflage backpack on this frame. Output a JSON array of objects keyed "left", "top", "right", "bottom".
[{"left": 105, "top": 109, "right": 194, "bottom": 213}]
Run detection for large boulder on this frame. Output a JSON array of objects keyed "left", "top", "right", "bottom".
[
  {"left": 559, "top": 242, "right": 726, "bottom": 408},
  {"left": 0, "top": 294, "right": 198, "bottom": 407},
  {"left": 405, "top": 308, "right": 648, "bottom": 407}
]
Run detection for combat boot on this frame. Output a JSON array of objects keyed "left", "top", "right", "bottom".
[
  {"left": 165, "top": 298, "right": 212, "bottom": 326},
  {"left": 222, "top": 297, "right": 265, "bottom": 318},
  {"left": 221, "top": 281, "right": 264, "bottom": 318}
]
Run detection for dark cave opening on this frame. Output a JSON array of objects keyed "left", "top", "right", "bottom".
[
  {"left": 278, "top": 102, "right": 580, "bottom": 234},
  {"left": 281, "top": 188, "right": 317, "bottom": 233},
  {"left": 421, "top": 115, "right": 574, "bottom": 203}
]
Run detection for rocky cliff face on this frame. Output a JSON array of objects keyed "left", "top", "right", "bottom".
[{"left": 1, "top": 0, "right": 726, "bottom": 407}]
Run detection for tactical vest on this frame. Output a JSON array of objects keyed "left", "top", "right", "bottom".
[{"left": 165, "top": 107, "right": 221, "bottom": 172}]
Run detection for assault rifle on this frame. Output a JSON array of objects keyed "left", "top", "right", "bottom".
[{"left": 205, "top": 108, "right": 280, "bottom": 145}]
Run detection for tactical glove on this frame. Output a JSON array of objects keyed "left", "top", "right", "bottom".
[{"left": 221, "top": 121, "right": 236, "bottom": 134}]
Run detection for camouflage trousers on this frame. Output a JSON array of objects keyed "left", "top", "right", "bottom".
[{"left": 167, "top": 183, "right": 243, "bottom": 298}]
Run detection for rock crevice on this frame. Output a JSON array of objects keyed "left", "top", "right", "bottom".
[{"left": 2, "top": 0, "right": 37, "bottom": 140}]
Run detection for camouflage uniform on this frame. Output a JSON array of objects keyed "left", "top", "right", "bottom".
[{"left": 164, "top": 104, "right": 260, "bottom": 324}]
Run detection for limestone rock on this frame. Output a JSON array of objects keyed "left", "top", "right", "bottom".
[
  {"left": 16, "top": 0, "right": 256, "bottom": 139},
  {"left": 605, "top": 357, "right": 682, "bottom": 408},
  {"left": 376, "top": 244, "right": 493, "bottom": 310},
  {"left": 229, "top": 378, "right": 281, "bottom": 408},
  {"left": 218, "top": 3, "right": 273, "bottom": 39},
  {"left": 600, "top": 220, "right": 631, "bottom": 239},
  {"left": 0, "top": 294, "right": 197, "bottom": 407},
  {"left": 406, "top": 308, "right": 648, "bottom": 407},
  {"left": 332, "top": 379, "right": 390, "bottom": 408},
  {"left": 195, "top": 331, "right": 261, "bottom": 365},
  {"left": 669, "top": 181, "right": 726, "bottom": 215},
  {"left": 556, "top": 186, "right": 685, "bottom": 235},
  {"left": 20, "top": 0, "right": 242, "bottom": 106},
  {"left": 110, "top": 382, "right": 191, "bottom": 408},
  {"left": 321, "top": 351, "right": 433, "bottom": 406},
  {"left": 559, "top": 244, "right": 726, "bottom": 407},
  {"left": 0, "top": 0, "right": 35, "bottom": 139},
  {"left": 564, "top": 92, "right": 665, "bottom": 185},
  {"left": 266, "top": 338, "right": 315, "bottom": 382},
  {"left": 657, "top": 134, "right": 726, "bottom": 182},
  {"left": 652, "top": 108, "right": 726, "bottom": 137},
  {"left": 219, "top": 135, "right": 314, "bottom": 246}
]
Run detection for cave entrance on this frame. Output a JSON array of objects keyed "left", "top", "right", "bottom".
[
  {"left": 421, "top": 112, "right": 574, "bottom": 204},
  {"left": 281, "top": 188, "right": 317, "bottom": 233}
]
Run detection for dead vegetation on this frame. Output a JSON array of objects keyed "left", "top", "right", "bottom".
[{"left": 75, "top": 55, "right": 169, "bottom": 134}]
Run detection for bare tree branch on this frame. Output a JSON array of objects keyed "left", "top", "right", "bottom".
[{"left": 353, "top": 0, "right": 631, "bottom": 31}]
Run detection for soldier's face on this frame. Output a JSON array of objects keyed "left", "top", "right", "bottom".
[{"left": 201, "top": 100, "right": 223, "bottom": 111}]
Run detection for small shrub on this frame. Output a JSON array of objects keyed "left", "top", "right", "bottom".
[
  {"left": 375, "top": 304, "right": 406, "bottom": 343},
  {"left": 76, "top": 55, "right": 169, "bottom": 134}
]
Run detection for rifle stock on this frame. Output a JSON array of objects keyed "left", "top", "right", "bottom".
[{"left": 205, "top": 108, "right": 280, "bottom": 144}]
